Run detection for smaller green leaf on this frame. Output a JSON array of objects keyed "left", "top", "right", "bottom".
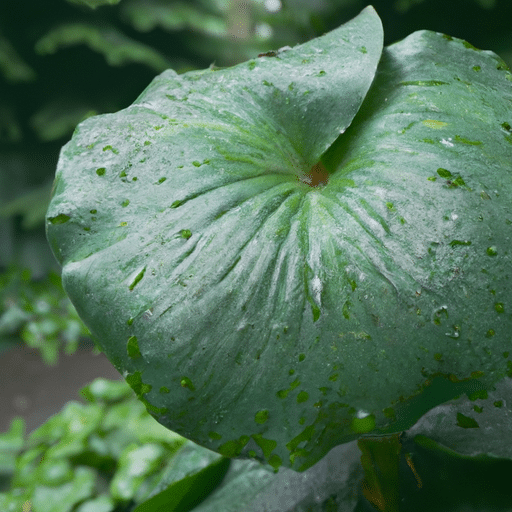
[
  {"left": 122, "top": 0, "right": 227, "bottom": 37},
  {"left": 0, "top": 492, "right": 25, "bottom": 512},
  {"left": 80, "top": 377, "right": 134, "bottom": 403},
  {"left": 1, "top": 379, "right": 188, "bottom": 511},
  {"left": 36, "top": 458, "right": 74, "bottom": 487},
  {"left": 358, "top": 435, "right": 401, "bottom": 512},
  {"left": 133, "top": 442, "right": 230, "bottom": 512},
  {"left": 31, "top": 466, "right": 97, "bottom": 512},
  {"left": 0, "top": 104, "right": 22, "bottom": 143},
  {"left": 408, "top": 377, "right": 512, "bottom": 460},
  {"left": 100, "top": 398, "right": 185, "bottom": 450},
  {"left": 0, "top": 304, "right": 30, "bottom": 336},
  {"left": 0, "top": 418, "right": 25, "bottom": 474},
  {"left": 398, "top": 434, "right": 512, "bottom": 511},
  {"left": 30, "top": 101, "right": 98, "bottom": 142},
  {"left": 75, "top": 494, "right": 116, "bottom": 512},
  {"left": 110, "top": 443, "right": 168, "bottom": 501},
  {"left": 456, "top": 412, "right": 479, "bottom": 428},
  {"left": 0, "top": 184, "right": 52, "bottom": 230},
  {"left": 35, "top": 24, "right": 171, "bottom": 72}
]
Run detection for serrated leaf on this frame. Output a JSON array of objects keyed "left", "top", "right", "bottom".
[
  {"left": 46, "top": 6, "right": 512, "bottom": 472},
  {"left": 35, "top": 23, "right": 171, "bottom": 72}
]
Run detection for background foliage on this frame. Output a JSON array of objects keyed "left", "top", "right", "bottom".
[
  {"left": 1, "top": 1, "right": 512, "bottom": 511},
  {"left": 2, "top": 0, "right": 512, "bottom": 359}
]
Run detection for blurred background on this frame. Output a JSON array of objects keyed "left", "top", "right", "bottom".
[{"left": 1, "top": 0, "right": 512, "bottom": 433}]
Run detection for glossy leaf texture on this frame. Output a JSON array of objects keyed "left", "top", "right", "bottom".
[{"left": 46, "top": 6, "right": 512, "bottom": 471}]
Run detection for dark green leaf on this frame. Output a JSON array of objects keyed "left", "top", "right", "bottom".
[
  {"left": 358, "top": 435, "right": 401, "bottom": 512},
  {"left": 397, "top": 434, "right": 512, "bottom": 511},
  {"left": 407, "top": 377, "right": 512, "bottom": 459},
  {"left": 0, "top": 36, "right": 36, "bottom": 83},
  {"left": 356, "top": 431, "right": 512, "bottom": 512},
  {"left": 46, "top": 6, "right": 512, "bottom": 471},
  {"left": 30, "top": 101, "right": 98, "bottom": 142},
  {"left": 121, "top": 0, "right": 227, "bottom": 37},
  {"left": 0, "top": 418, "right": 25, "bottom": 474}
]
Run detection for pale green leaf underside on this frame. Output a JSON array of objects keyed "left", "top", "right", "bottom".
[
  {"left": 0, "top": 36, "right": 36, "bottom": 83},
  {"left": 46, "top": 7, "right": 512, "bottom": 471},
  {"left": 122, "top": 0, "right": 228, "bottom": 37}
]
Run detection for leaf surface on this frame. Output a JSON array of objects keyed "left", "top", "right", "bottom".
[{"left": 46, "top": 7, "right": 512, "bottom": 470}]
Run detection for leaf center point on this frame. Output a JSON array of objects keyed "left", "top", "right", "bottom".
[{"left": 300, "top": 161, "right": 329, "bottom": 187}]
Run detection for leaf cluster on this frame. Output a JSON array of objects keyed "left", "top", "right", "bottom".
[
  {"left": 2, "top": 378, "right": 512, "bottom": 511},
  {"left": 0, "top": 378, "right": 187, "bottom": 512},
  {"left": 0, "top": 267, "right": 89, "bottom": 363}
]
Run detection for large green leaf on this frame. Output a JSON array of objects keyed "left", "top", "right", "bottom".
[{"left": 46, "top": 6, "right": 512, "bottom": 471}]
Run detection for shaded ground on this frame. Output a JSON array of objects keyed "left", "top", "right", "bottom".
[{"left": 0, "top": 340, "right": 121, "bottom": 434}]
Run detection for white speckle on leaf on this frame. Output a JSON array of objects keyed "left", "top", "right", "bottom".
[{"left": 311, "top": 275, "right": 322, "bottom": 306}]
